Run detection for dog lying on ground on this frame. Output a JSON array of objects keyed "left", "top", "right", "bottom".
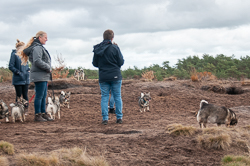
[
  {"left": 197, "top": 100, "right": 238, "bottom": 128},
  {"left": 46, "top": 96, "right": 60, "bottom": 120},
  {"left": 0, "top": 99, "right": 10, "bottom": 123},
  {"left": 9, "top": 97, "right": 28, "bottom": 123},
  {"left": 138, "top": 92, "right": 151, "bottom": 112},
  {"left": 59, "top": 91, "right": 71, "bottom": 108}
]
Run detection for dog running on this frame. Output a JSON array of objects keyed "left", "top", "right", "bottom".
[
  {"left": 138, "top": 92, "right": 151, "bottom": 112},
  {"left": 59, "top": 91, "right": 71, "bottom": 108}
]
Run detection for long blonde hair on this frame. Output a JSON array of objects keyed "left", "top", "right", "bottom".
[{"left": 18, "top": 31, "right": 47, "bottom": 65}]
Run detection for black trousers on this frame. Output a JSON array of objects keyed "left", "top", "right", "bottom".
[{"left": 14, "top": 84, "right": 29, "bottom": 102}]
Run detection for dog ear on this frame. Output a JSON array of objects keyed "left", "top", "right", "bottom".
[{"left": 141, "top": 93, "right": 144, "bottom": 98}]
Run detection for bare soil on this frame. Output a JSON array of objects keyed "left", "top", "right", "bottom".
[{"left": 0, "top": 78, "right": 250, "bottom": 166}]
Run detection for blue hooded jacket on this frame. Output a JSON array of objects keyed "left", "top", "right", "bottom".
[
  {"left": 92, "top": 40, "right": 124, "bottom": 83},
  {"left": 8, "top": 49, "right": 30, "bottom": 85}
]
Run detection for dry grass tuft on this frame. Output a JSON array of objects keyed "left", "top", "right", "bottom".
[
  {"left": 197, "top": 133, "right": 232, "bottom": 150},
  {"left": 166, "top": 124, "right": 197, "bottom": 136},
  {"left": 16, "top": 147, "right": 109, "bottom": 166},
  {"left": 0, "top": 141, "right": 15, "bottom": 155},
  {"left": 222, "top": 155, "right": 250, "bottom": 166},
  {"left": 17, "top": 153, "right": 58, "bottom": 166},
  {"left": 0, "top": 156, "right": 9, "bottom": 166}
]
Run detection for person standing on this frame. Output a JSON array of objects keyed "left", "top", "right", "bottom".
[
  {"left": 9, "top": 39, "right": 30, "bottom": 113},
  {"left": 92, "top": 29, "right": 124, "bottom": 125},
  {"left": 18, "top": 31, "right": 53, "bottom": 122}
]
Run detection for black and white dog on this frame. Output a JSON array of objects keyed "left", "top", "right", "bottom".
[
  {"left": 138, "top": 92, "right": 151, "bottom": 112},
  {"left": 9, "top": 97, "right": 28, "bottom": 123},
  {"left": 0, "top": 99, "right": 10, "bottom": 123}
]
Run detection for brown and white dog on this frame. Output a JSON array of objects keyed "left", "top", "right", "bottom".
[
  {"left": 138, "top": 92, "right": 151, "bottom": 112},
  {"left": 0, "top": 99, "right": 10, "bottom": 123},
  {"left": 46, "top": 96, "right": 60, "bottom": 120},
  {"left": 197, "top": 100, "right": 238, "bottom": 128},
  {"left": 9, "top": 97, "right": 28, "bottom": 123}
]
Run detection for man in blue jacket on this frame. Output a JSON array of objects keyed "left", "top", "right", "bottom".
[{"left": 92, "top": 29, "right": 124, "bottom": 125}]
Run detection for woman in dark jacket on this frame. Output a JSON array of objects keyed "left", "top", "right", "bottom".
[
  {"left": 9, "top": 39, "right": 30, "bottom": 113},
  {"left": 18, "top": 31, "right": 53, "bottom": 122}
]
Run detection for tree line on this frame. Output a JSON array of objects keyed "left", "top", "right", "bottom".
[
  {"left": 67, "top": 54, "right": 250, "bottom": 81},
  {"left": 1, "top": 54, "right": 249, "bottom": 82}
]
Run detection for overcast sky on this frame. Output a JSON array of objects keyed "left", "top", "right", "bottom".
[{"left": 1, "top": 0, "right": 250, "bottom": 70}]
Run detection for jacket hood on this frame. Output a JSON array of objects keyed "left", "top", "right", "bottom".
[
  {"left": 93, "top": 40, "right": 112, "bottom": 56},
  {"left": 23, "top": 39, "right": 41, "bottom": 56}
]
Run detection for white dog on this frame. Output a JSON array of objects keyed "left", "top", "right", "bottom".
[
  {"left": 46, "top": 96, "right": 60, "bottom": 120},
  {"left": 9, "top": 97, "right": 27, "bottom": 123}
]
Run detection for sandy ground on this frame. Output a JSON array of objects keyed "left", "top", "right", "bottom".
[{"left": 0, "top": 78, "right": 250, "bottom": 166}]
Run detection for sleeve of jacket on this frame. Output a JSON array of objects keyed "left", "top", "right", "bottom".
[
  {"left": 116, "top": 46, "right": 124, "bottom": 67},
  {"left": 32, "top": 46, "right": 50, "bottom": 72},
  {"left": 92, "top": 53, "right": 99, "bottom": 67},
  {"left": 8, "top": 52, "right": 19, "bottom": 74}
]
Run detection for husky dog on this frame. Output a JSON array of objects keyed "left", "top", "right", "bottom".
[
  {"left": 138, "top": 92, "right": 151, "bottom": 112},
  {"left": 46, "top": 96, "right": 60, "bottom": 119},
  {"left": 0, "top": 99, "right": 10, "bottom": 123},
  {"left": 197, "top": 100, "right": 238, "bottom": 128},
  {"left": 59, "top": 91, "right": 71, "bottom": 108},
  {"left": 74, "top": 69, "right": 84, "bottom": 81},
  {"left": 9, "top": 97, "right": 27, "bottom": 123}
]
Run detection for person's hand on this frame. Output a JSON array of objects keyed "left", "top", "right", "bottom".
[{"left": 113, "top": 42, "right": 118, "bottom": 46}]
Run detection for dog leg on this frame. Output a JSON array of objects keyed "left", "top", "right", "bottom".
[
  {"left": 23, "top": 114, "right": 25, "bottom": 122},
  {"left": 144, "top": 108, "right": 146, "bottom": 112},
  {"left": 12, "top": 117, "right": 15, "bottom": 123},
  {"left": 67, "top": 103, "right": 69, "bottom": 109},
  {"left": 6, "top": 116, "right": 9, "bottom": 123},
  {"left": 140, "top": 108, "right": 142, "bottom": 112},
  {"left": 147, "top": 106, "right": 149, "bottom": 111},
  {"left": 58, "top": 108, "right": 60, "bottom": 119}
]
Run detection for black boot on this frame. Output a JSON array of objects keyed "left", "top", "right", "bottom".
[
  {"left": 42, "top": 113, "right": 54, "bottom": 121},
  {"left": 108, "top": 108, "right": 116, "bottom": 114},
  {"left": 34, "top": 113, "right": 47, "bottom": 122}
]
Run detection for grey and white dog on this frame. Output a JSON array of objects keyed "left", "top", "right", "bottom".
[
  {"left": 0, "top": 99, "right": 10, "bottom": 123},
  {"left": 138, "top": 92, "right": 151, "bottom": 112},
  {"left": 197, "top": 100, "right": 238, "bottom": 128},
  {"left": 59, "top": 91, "right": 71, "bottom": 108},
  {"left": 9, "top": 97, "right": 28, "bottom": 123},
  {"left": 46, "top": 96, "right": 60, "bottom": 119}
]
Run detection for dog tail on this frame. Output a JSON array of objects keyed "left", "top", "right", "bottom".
[
  {"left": 200, "top": 100, "right": 208, "bottom": 109},
  {"left": 9, "top": 103, "right": 15, "bottom": 107}
]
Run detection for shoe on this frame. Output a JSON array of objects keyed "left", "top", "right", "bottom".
[
  {"left": 116, "top": 119, "right": 122, "bottom": 124},
  {"left": 102, "top": 120, "right": 108, "bottom": 125},
  {"left": 42, "top": 113, "right": 54, "bottom": 121},
  {"left": 108, "top": 108, "right": 116, "bottom": 114},
  {"left": 34, "top": 113, "right": 47, "bottom": 122}
]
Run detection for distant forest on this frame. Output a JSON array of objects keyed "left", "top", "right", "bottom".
[{"left": 68, "top": 54, "right": 250, "bottom": 81}]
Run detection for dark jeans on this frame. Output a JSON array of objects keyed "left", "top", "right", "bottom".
[
  {"left": 34, "top": 81, "right": 47, "bottom": 115},
  {"left": 14, "top": 84, "right": 29, "bottom": 102}
]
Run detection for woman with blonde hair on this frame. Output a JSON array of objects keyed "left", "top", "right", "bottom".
[
  {"left": 9, "top": 39, "right": 30, "bottom": 113},
  {"left": 18, "top": 31, "right": 53, "bottom": 122}
]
